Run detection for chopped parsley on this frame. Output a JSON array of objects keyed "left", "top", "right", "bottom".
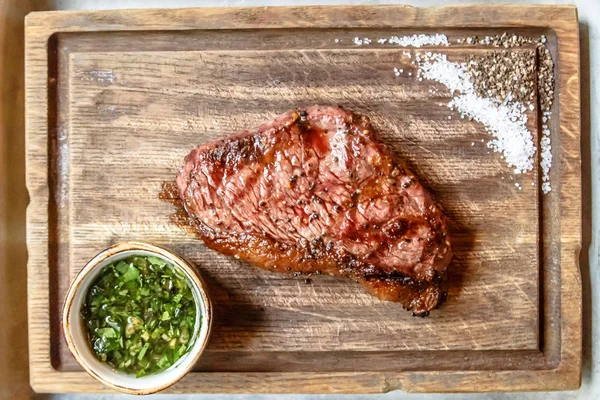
[{"left": 81, "top": 255, "right": 198, "bottom": 377}]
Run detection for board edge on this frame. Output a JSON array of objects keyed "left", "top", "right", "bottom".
[{"left": 24, "top": 4, "right": 582, "bottom": 394}]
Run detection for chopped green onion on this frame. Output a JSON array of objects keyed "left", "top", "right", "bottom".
[
  {"left": 81, "top": 255, "right": 199, "bottom": 377},
  {"left": 147, "top": 256, "right": 167, "bottom": 268},
  {"left": 138, "top": 342, "right": 150, "bottom": 360},
  {"left": 121, "top": 265, "right": 140, "bottom": 282},
  {"left": 115, "top": 261, "right": 129, "bottom": 274}
]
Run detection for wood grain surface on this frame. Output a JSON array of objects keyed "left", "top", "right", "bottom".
[{"left": 25, "top": 5, "right": 581, "bottom": 394}]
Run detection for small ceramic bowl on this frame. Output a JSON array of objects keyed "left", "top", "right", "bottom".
[{"left": 62, "top": 242, "right": 212, "bottom": 395}]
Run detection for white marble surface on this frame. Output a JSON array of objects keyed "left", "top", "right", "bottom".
[{"left": 39, "top": 0, "right": 599, "bottom": 398}]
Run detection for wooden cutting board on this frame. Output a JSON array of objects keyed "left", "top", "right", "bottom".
[{"left": 25, "top": 5, "right": 581, "bottom": 394}]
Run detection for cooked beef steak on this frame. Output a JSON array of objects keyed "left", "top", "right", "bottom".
[{"left": 175, "top": 106, "right": 452, "bottom": 314}]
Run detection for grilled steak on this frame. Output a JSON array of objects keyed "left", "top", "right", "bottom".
[{"left": 175, "top": 106, "right": 452, "bottom": 315}]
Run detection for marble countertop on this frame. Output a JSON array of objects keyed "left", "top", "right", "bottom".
[{"left": 27, "top": 0, "right": 600, "bottom": 399}]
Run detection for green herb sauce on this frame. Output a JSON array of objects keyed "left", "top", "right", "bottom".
[{"left": 81, "top": 255, "right": 198, "bottom": 377}]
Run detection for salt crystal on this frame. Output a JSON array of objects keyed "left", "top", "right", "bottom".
[{"left": 542, "top": 182, "right": 551, "bottom": 193}]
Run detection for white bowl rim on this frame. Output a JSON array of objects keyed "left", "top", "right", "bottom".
[{"left": 62, "top": 241, "right": 212, "bottom": 395}]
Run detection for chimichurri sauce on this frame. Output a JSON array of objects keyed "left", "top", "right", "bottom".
[{"left": 81, "top": 255, "right": 198, "bottom": 377}]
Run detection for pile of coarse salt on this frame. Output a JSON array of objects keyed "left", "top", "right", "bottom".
[
  {"left": 348, "top": 34, "right": 449, "bottom": 47},
  {"left": 388, "top": 34, "right": 449, "bottom": 47},
  {"left": 540, "top": 113, "right": 552, "bottom": 194},
  {"left": 416, "top": 53, "right": 536, "bottom": 175},
  {"left": 340, "top": 31, "right": 555, "bottom": 193}
]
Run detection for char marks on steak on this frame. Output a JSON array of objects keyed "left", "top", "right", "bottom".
[{"left": 174, "top": 106, "right": 452, "bottom": 315}]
